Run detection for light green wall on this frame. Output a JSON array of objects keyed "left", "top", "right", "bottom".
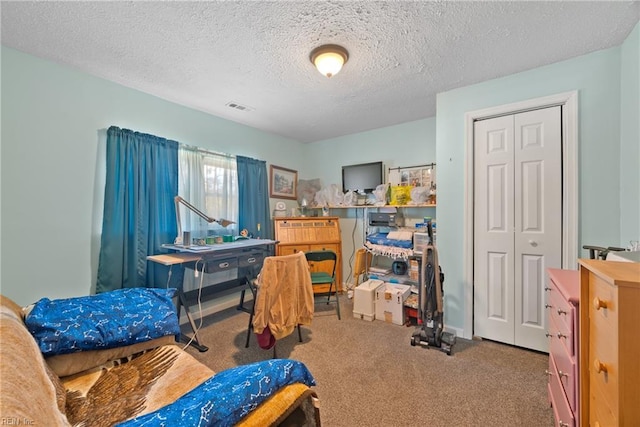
[
  {"left": 304, "top": 118, "right": 436, "bottom": 185},
  {"left": 620, "top": 22, "right": 640, "bottom": 245},
  {"left": 436, "top": 45, "right": 631, "bottom": 333},
  {"left": 1, "top": 46, "right": 307, "bottom": 305}
]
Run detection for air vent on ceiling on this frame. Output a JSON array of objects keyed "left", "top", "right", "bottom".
[{"left": 225, "top": 101, "right": 253, "bottom": 112}]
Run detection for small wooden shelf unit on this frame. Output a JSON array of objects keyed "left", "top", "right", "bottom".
[{"left": 273, "top": 216, "right": 343, "bottom": 293}]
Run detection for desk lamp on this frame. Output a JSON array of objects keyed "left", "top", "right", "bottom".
[{"left": 174, "top": 196, "right": 235, "bottom": 245}]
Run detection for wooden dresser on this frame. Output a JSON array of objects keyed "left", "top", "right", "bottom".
[
  {"left": 273, "top": 217, "right": 343, "bottom": 293},
  {"left": 547, "top": 268, "right": 580, "bottom": 427},
  {"left": 547, "top": 268, "right": 581, "bottom": 427},
  {"left": 578, "top": 259, "right": 640, "bottom": 427}
]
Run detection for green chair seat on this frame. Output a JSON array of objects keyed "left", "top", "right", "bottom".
[
  {"left": 305, "top": 250, "right": 340, "bottom": 320},
  {"left": 310, "top": 272, "right": 334, "bottom": 284}
]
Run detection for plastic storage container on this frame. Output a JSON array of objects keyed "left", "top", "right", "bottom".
[
  {"left": 413, "top": 232, "right": 430, "bottom": 254},
  {"left": 353, "top": 279, "right": 384, "bottom": 321}
]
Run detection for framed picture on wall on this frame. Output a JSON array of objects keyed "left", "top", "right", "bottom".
[{"left": 270, "top": 165, "right": 298, "bottom": 200}]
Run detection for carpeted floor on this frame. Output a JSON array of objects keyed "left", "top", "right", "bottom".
[{"left": 183, "top": 296, "right": 555, "bottom": 427}]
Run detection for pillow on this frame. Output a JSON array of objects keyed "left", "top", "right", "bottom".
[
  {"left": 46, "top": 335, "right": 176, "bottom": 377},
  {"left": 25, "top": 288, "right": 180, "bottom": 356}
]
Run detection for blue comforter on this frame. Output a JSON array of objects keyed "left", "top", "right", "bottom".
[{"left": 117, "top": 358, "right": 316, "bottom": 427}]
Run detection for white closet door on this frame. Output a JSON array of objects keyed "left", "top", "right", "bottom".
[
  {"left": 473, "top": 115, "right": 515, "bottom": 344},
  {"left": 513, "top": 107, "right": 562, "bottom": 351},
  {"left": 474, "top": 106, "right": 562, "bottom": 352}
]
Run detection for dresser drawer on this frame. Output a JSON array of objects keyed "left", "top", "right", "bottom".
[
  {"left": 549, "top": 316, "right": 578, "bottom": 411},
  {"left": 589, "top": 273, "right": 618, "bottom": 329},
  {"left": 549, "top": 355, "right": 575, "bottom": 427},
  {"left": 589, "top": 337, "right": 619, "bottom": 417},
  {"left": 277, "top": 245, "right": 310, "bottom": 256},
  {"left": 591, "top": 378, "right": 618, "bottom": 427},
  {"left": 548, "top": 294, "right": 575, "bottom": 356},
  {"left": 548, "top": 280, "right": 575, "bottom": 336}
]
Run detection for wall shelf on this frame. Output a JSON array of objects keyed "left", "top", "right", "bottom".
[{"left": 313, "top": 204, "right": 436, "bottom": 209}]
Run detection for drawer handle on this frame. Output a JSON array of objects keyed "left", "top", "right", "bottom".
[
  {"left": 593, "top": 359, "right": 607, "bottom": 374},
  {"left": 545, "top": 304, "right": 553, "bottom": 309},
  {"left": 557, "top": 308, "right": 567, "bottom": 316},
  {"left": 556, "top": 332, "right": 567, "bottom": 340},
  {"left": 544, "top": 286, "right": 551, "bottom": 291},
  {"left": 558, "top": 370, "right": 569, "bottom": 379},
  {"left": 559, "top": 422, "right": 569, "bottom": 427},
  {"left": 218, "top": 262, "right": 230, "bottom": 268},
  {"left": 544, "top": 369, "right": 553, "bottom": 377},
  {"left": 246, "top": 257, "right": 256, "bottom": 263},
  {"left": 593, "top": 297, "right": 608, "bottom": 310},
  {"left": 545, "top": 332, "right": 553, "bottom": 338}
]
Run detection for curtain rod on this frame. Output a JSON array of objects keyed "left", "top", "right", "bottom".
[
  {"left": 180, "top": 143, "right": 235, "bottom": 159},
  {"left": 388, "top": 162, "right": 435, "bottom": 172}
]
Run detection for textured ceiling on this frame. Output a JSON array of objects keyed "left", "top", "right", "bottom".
[{"left": 2, "top": 1, "right": 638, "bottom": 143}]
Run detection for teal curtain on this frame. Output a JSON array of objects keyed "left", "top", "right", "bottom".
[
  {"left": 97, "top": 126, "right": 180, "bottom": 292},
  {"left": 237, "top": 156, "right": 273, "bottom": 240}
]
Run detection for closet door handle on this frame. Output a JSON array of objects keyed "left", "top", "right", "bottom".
[{"left": 528, "top": 240, "right": 537, "bottom": 247}]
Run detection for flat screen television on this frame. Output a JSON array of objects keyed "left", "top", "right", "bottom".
[{"left": 342, "top": 161, "right": 384, "bottom": 194}]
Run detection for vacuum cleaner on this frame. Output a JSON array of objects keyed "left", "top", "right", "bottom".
[{"left": 410, "top": 221, "right": 455, "bottom": 355}]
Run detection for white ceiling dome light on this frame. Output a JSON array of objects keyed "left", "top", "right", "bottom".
[{"left": 310, "top": 44, "right": 349, "bottom": 78}]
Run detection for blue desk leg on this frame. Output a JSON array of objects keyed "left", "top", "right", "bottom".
[{"left": 177, "top": 290, "right": 209, "bottom": 352}]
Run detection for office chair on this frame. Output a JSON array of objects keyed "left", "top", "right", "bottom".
[
  {"left": 245, "top": 251, "right": 314, "bottom": 357},
  {"left": 305, "top": 250, "right": 341, "bottom": 319}
]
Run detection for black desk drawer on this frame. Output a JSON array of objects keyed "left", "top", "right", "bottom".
[
  {"left": 239, "top": 251, "right": 264, "bottom": 268},
  {"left": 204, "top": 257, "right": 238, "bottom": 273}
]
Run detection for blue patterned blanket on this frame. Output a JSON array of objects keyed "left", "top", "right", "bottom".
[
  {"left": 25, "top": 288, "right": 179, "bottom": 356},
  {"left": 117, "top": 359, "right": 316, "bottom": 427}
]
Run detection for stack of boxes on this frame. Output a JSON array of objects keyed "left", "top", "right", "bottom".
[{"left": 353, "top": 279, "right": 411, "bottom": 325}]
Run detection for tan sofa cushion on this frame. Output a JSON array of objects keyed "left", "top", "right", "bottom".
[{"left": 0, "top": 295, "right": 70, "bottom": 426}]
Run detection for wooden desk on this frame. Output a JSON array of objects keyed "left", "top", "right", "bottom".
[{"left": 148, "top": 239, "right": 276, "bottom": 351}]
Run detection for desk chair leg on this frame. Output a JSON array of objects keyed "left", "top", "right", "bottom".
[
  {"left": 329, "top": 281, "right": 341, "bottom": 320},
  {"left": 244, "top": 283, "right": 258, "bottom": 348},
  {"left": 297, "top": 324, "right": 302, "bottom": 342},
  {"left": 245, "top": 307, "right": 254, "bottom": 348}
]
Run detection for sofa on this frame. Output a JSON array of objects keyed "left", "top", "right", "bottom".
[{"left": 0, "top": 289, "right": 321, "bottom": 426}]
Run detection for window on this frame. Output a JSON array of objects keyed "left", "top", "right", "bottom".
[{"left": 178, "top": 147, "right": 238, "bottom": 238}]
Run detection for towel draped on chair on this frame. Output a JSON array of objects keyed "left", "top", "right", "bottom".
[{"left": 252, "top": 251, "right": 314, "bottom": 346}]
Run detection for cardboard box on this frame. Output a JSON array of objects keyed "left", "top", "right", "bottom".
[
  {"left": 375, "top": 283, "right": 411, "bottom": 325},
  {"left": 353, "top": 279, "right": 384, "bottom": 321},
  {"left": 409, "top": 259, "right": 419, "bottom": 281}
]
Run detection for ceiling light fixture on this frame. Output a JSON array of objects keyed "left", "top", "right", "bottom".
[{"left": 310, "top": 44, "right": 349, "bottom": 78}]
